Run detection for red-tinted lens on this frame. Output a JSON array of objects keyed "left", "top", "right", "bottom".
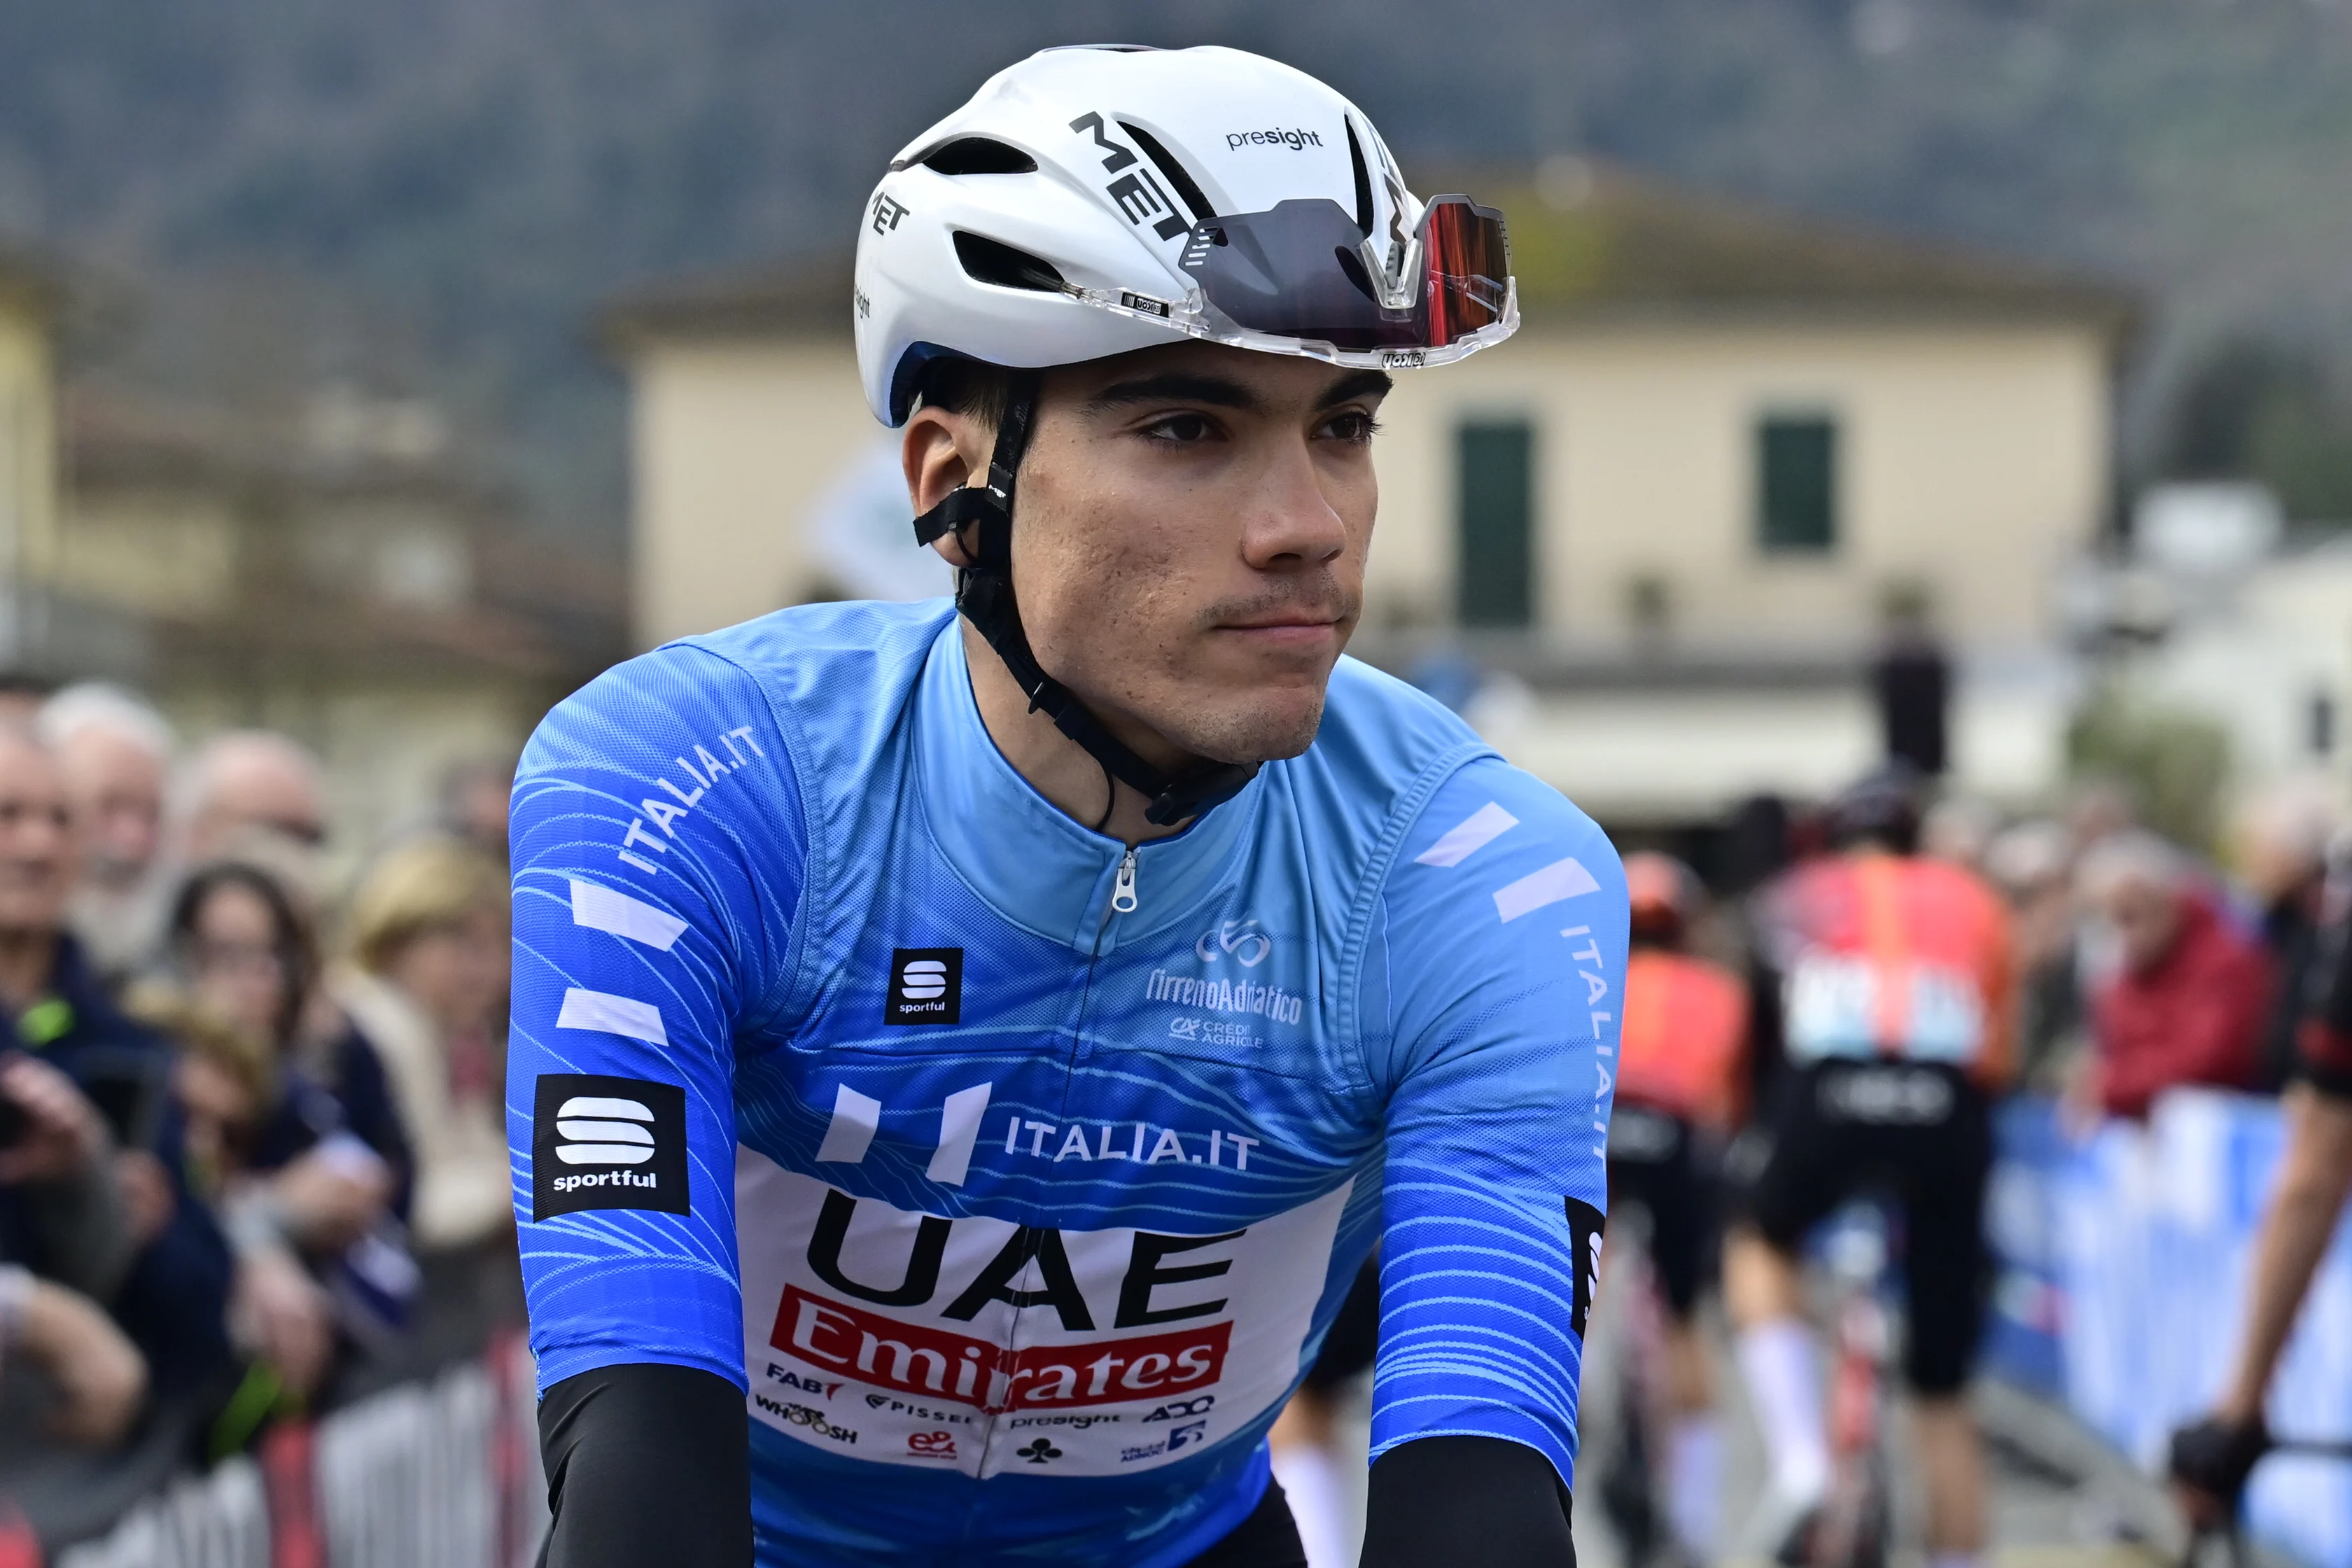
[{"left": 1418, "top": 196, "right": 1511, "bottom": 347}]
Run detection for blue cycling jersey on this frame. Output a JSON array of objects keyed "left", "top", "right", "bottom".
[{"left": 507, "top": 600, "right": 1625, "bottom": 1567}]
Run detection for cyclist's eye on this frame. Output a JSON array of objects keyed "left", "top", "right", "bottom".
[
  {"left": 1319, "top": 410, "right": 1380, "bottom": 446},
  {"left": 1139, "top": 412, "right": 1219, "bottom": 445}
]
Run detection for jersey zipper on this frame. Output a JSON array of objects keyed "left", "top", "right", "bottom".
[{"left": 981, "top": 841, "right": 1138, "bottom": 1480}]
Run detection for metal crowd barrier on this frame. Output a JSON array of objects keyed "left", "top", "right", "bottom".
[{"left": 53, "top": 1343, "right": 546, "bottom": 1568}]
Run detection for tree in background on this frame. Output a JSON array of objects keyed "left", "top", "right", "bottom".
[
  {"left": 2068, "top": 689, "right": 2231, "bottom": 855},
  {"left": 2159, "top": 338, "right": 2352, "bottom": 526}
]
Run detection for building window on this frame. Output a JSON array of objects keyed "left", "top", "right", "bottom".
[
  {"left": 1457, "top": 419, "right": 1534, "bottom": 628},
  {"left": 1756, "top": 414, "right": 1838, "bottom": 553}
]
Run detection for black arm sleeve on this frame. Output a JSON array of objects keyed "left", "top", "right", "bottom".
[
  {"left": 537, "top": 1362, "right": 751, "bottom": 1568},
  {"left": 1360, "top": 1435, "right": 1575, "bottom": 1568},
  {"left": 2298, "top": 921, "right": 2352, "bottom": 1100}
]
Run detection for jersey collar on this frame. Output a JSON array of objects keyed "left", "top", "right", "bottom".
[{"left": 913, "top": 621, "right": 1264, "bottom": 952}]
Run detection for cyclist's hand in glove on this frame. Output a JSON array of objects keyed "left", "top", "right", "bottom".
[{"left": 2169, "top": 1413, "right": 2271, "bottom": 1525}]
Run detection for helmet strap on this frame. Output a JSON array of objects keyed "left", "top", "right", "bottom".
[{"left": 911, "top": 374, "right": 1259, "bottom": 829}]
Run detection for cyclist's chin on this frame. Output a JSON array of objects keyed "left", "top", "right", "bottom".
[{"left": 1138, "top": 679, "right": 1330, "bottom": 766}]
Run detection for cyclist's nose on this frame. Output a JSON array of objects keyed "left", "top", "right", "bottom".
[{"left": 1237, "top": 440, "right": 1352, "bottom": 573}]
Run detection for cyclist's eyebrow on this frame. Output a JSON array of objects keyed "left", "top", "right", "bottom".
[
  {"left": 1315, "top": 370, "right": 1392, "bottom": 409},
  {"left": 1081, "top": 373, "right": 1262, "bottom": 415}
]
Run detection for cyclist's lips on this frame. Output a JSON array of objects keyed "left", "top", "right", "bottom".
[{"left": 1214, "top": 613, "right": 1344, "bottom": 652}]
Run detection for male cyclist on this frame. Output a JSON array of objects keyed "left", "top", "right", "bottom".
[
  {"left": 1722, "top": 770, "right": 2015, "bottom": 1568},
  {"left": 1599, "top": 853, "right": 1749, "bottom": 1565},
  {"left": 2169, "top": 882, "right": 2352, "bottom": 1522},
  {"left": 507, "top": 46, "right": 1625, "bottom": 1568}
]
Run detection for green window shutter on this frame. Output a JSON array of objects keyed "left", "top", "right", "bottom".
[
  {"left": 1457, "top": 420, "right": 1534, "bottom": 628},
  {"left": 1757, "top": 415, "right": 1838, "bottom": 552}
]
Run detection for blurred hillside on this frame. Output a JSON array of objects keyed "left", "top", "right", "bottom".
[{"left": 4, "top": 0, "right": 2351, "bottom": 542}]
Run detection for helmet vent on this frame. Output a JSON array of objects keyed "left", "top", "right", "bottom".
[
  {"left": 1118, "top": 122, "right": 1214, "bottom": 224},
  {"left": 952, "top": 232, "right": 1068, "bottom": 293},
  {"left": 917, "top": 138, "right": 1038, "bottom": 176},
  {"left": 1345, "top": 119, "right": 1375, "bottom": 236}
]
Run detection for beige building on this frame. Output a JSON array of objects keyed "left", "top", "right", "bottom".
[
  {"left": 52, "top": 388, "right": 624, "bottom": 855},
  {"left": 609, "top": 164, "right": 2133, "bottom": 822},
  {"left": 0, "top": 253, "right": 624, "bottom": 854}
]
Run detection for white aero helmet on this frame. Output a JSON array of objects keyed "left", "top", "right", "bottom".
[{"left": 855, "top": 43, "right": 1519, "bottom": 425}]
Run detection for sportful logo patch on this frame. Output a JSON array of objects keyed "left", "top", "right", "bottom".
[
  {"left": 555, "top": 1096, "right": 654, "bottom": 1166},
  {"left": 886, "top": 948, "right": 962, "bottom": 1026},
  {"left": 532, "top": 1074, "right": 690, "bottom": 1220}
]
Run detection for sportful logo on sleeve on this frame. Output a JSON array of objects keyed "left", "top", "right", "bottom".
[{"left": 532, "top": 1073, "right": 691, "bottom": 1220}]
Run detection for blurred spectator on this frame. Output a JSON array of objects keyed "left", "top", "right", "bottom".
[
  {"left": 2065, "top": 778, "right": 2142, "bottom": 999},
  {"left": 39, "top": 683, "right": 178, "bottom": 987},
  {"left": 438, "top": 759, "right": 514, "bottom": 864},
  {"left": 1722, "top": 793, "right": 1793, "bottom": 896},
  {"left": 1921, "top": 794, "right": 2001, "bottom": 872},
  {"left": 1871, "top": 608, "right": 1949, "bottom": 776},
  {"left": 2075, "top": 831, "right": 2272, "bottom": 1122},
  {"left": 0, "top": 1054, "right": 135, "bottom": 1307},
  {"left": 1984, "top": 818, "right": 2086, "bottom": 1093},
  {"left": 0, "top": 1266, "right": 146, "bottom": 1448},
  {"left": 2230, "top": 778, "right": 2339, "bottom": 1091},
  {"left": 0, "top": 727, "right": 234, "bottom": 1402},
  {"left": 182, "top": 732, "right": 328, "bottom": 867},
  {"left": 2066, "top": 777, "right": 2138, "bottom": 841},
  {"left": 139, "top": 990, "right": 408, "bottom": 1410},
  {"left": 146, "top": 1000, "right": 340, "bottom": 1408},
  {"left": 331, "top": 838, "right": 510, "bottom": 1254},
  {"left": 165, "top": 862, "right": 412, "bottom": 1208}
]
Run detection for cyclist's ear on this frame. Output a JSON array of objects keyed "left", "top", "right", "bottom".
[{"left": 903, "top": 406, "right": 994, "bottom": 568}]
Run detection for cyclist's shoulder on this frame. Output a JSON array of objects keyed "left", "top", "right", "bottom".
[
  {"left": 1380, "top": 755, "right": 1620, "bottom": 930},
  {"left": 524, "top": 599, "right": 955, "bottom": 772},
  {"left": 1301, "top": 656, "right": 1603, "bottom": 847},
  {"left": 1295, "top": 654, "right": 1483, "bottom": 794},
  {"left": 1632, "top": 946, "right": 1746, "bottom": 999},
  {"left": 1900, "top": 853, "right": 2012, "bottom": 925},
  {"left": 680, "top": 596, "right": 957, "bottom": 682}
]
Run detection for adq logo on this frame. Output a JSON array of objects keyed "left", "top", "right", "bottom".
[{"left": 1194, "top": 920, "right": 1271, "bottom": 968}]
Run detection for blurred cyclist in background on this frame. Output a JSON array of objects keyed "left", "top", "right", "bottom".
[
  {"left": 1723, "top": 767, "right": 2015, "bottom": 1568},
  {"left": 1604, "top": 851, "right": 1749, "bottom": 1564},
  {"left": 2170, "top": 872, "right": 2352, "bottom": 1522}
]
